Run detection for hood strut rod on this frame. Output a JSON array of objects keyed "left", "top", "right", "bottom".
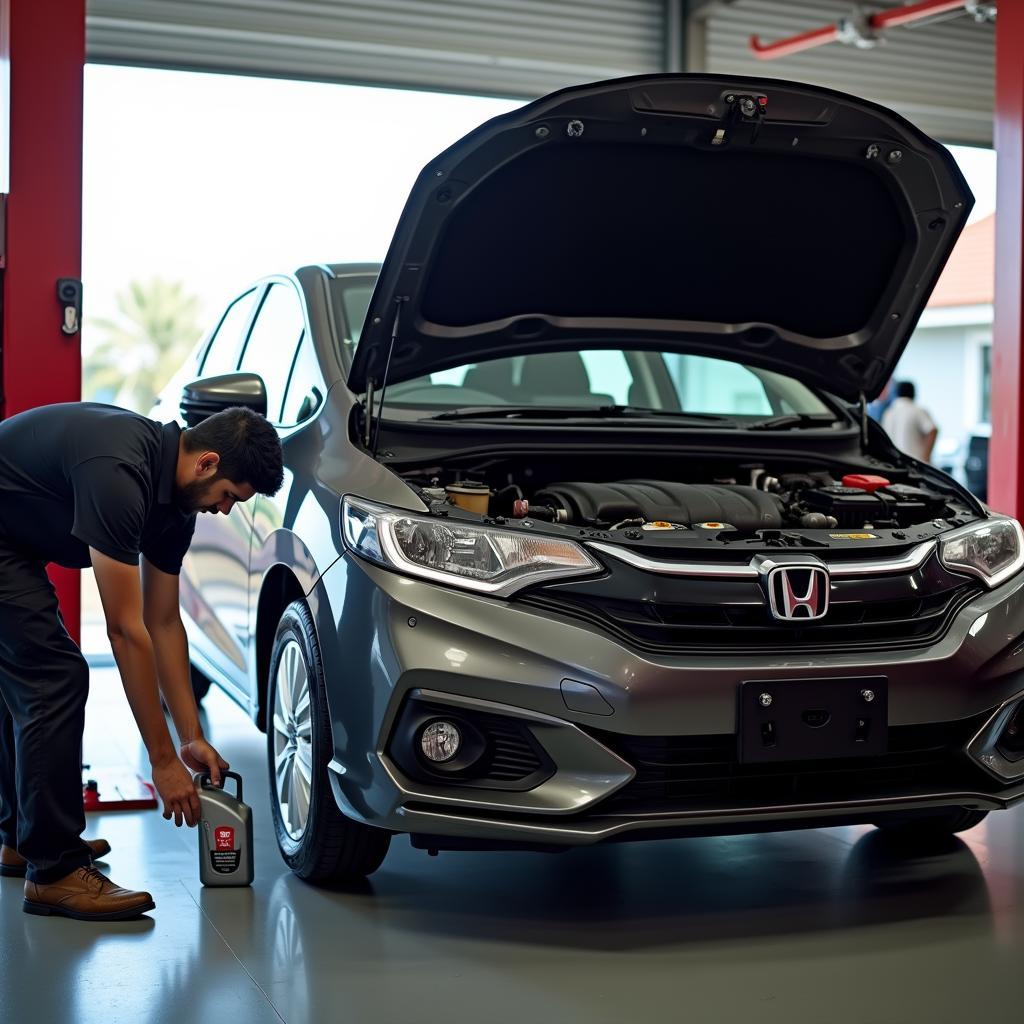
[
  {"left": 859, "top": 392, "right": 869, "bottom": 448},
  {"left": 370, "top": 298, "right": 404, "bottom": 458},
  {"left": 363, "top": 378, "right": 375, "bottom": 449}
]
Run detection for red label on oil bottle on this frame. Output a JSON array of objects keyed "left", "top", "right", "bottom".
[{"left": 215, "top": 826, "right": 235, "bottom": 851}]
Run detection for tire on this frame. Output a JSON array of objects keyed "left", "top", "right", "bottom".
[
  {"left": 267, "top": 600, "right": 391, "bottom": 883},
  {"left": 873, "top": 806, "right": 989, "bottom": 837},
  {"left": 190, "top": 663, "right": 212, "bottom": 703}
]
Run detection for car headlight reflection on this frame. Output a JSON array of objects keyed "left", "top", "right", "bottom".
[
  {"left": 342, "top": 497, "right": 600, "bottom": 596},
  {"left": 939, "top": 517, "right": 1024, "bottom": 588}
]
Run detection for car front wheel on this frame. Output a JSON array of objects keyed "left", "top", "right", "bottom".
[{"left": 267, "top": 600, "right": 391, "bottom": 883}]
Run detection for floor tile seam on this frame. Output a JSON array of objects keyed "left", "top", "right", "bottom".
[{"left": 179, "top": 878, "right": 289, "bottom": 1024}]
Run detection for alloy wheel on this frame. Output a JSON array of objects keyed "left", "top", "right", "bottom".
[{"left": 272, "top": 638, "right": 314, "bottom": 840}]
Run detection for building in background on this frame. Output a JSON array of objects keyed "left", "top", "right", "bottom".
[{"left": 891, "top": 213, "right": 993, "bottom": 488}]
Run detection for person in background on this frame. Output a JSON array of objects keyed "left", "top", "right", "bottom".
[
  {"left": 867, "top": 377, "right": 895, "bottom": 423},
  {"left": 882, "top": 380, "right": 938, "bottom": 463}
]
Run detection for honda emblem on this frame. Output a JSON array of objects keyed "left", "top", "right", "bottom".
[{"left": 766, "top": 565, "right": 830, "bottom": 621}]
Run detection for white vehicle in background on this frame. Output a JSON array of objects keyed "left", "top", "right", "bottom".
[{"left": 936, "top": 424, "right": 990, "bottom": 502}]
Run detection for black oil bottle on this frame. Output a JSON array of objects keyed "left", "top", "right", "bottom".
[{"left": 196, "top": 771, "right": 254, "bottom": 887}]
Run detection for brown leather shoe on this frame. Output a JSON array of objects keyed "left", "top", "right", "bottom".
[
  {"left": 0, "top": 839, "right": 112, "bottom": 878},
  {"left": 23, "top": 866, "right": 154, "bottom": 920}
]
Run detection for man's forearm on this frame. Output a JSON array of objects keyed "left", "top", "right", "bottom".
[
  {"left": 147, "top": 617, "right": 203, "bottom": 745},
  {"left": 108, "top": 626, "right": 178, "bottom": 766}
]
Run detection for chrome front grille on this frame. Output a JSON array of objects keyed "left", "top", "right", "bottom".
[{"left": 520, "top": 580, "right": 981, "bottom": 656}]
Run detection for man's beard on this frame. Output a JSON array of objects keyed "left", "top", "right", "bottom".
[{"left": 176, "top": 477, "right": 219, "bottom": 513}]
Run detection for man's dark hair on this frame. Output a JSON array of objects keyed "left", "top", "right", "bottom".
[
  {"left": 895, "top": 380, "right": 916, "bottom": 400},
  {"left": 183, "top": 407, "right": 284, "bottom": 496}
]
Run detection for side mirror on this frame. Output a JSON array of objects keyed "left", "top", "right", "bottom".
[{"left": 180, "top": 372, "right": 268, "bottom": 427}]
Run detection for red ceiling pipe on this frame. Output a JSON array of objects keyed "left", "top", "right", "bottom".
[
  {"left": 752, "top": 0, "right": 977, "bottom": 60},
  {"left": 872, "top": 0, "right": 975, "bottom": 29},
  {"left": 750, "top": 23, "right": 841, "bottom": 60}
]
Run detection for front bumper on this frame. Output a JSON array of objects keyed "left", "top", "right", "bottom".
[
  {"left": 395, "top": 786, "right": 1024, "bottom": 850},
  {"left": 309, "top": 554, "right": 1024, "bottom": 845}
]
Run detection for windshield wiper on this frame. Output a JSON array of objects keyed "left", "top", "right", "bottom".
[
  {"left": 425, "top": 405, "right": 735, "bottom": 424},
  {"left": 746, "top": 413, "right": 838, "bottom": 431},
  {"left": 427, "top": 405, "right": 591, "bottom": 421},
  {"left": 606, "top": 405, "right": 734, "bottom": 422}
]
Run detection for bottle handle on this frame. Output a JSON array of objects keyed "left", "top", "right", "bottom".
[{"left": 194, "top": 769, "right": 243, "bottom": 802}]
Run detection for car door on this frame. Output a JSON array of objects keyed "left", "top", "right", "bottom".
[
  {"left": 176, "top": 288, "right": 261, "bottom": 688},
  {"left": 188, "top": 280, "right": 306, "bottom": 690},
  {"left": 248, "top": 326, "right": 329, "bottom": 566}
]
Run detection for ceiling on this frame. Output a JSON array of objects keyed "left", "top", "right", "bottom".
[{"left": 85, "top": 0, "right": 995, "bottom": 145}]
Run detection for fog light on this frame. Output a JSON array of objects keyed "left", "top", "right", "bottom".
[
  {"left": 998, "top": 703, "right": 1024, "bottom": 760},
  {"left": 969, "top": 694, "right": 1024, "bottom": 782},
  {"left": 420, "top": 721, "right": 461, "bottom": 763}
]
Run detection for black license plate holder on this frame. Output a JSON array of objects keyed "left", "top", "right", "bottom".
[{"left": 739, "top": 677, "right": 888, "bottom": 764}]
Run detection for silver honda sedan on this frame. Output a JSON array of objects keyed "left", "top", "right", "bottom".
[{"left": 158, "top": 74, "right": 1024, "bottom": 883}]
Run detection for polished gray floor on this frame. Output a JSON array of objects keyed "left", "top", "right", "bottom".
[{"left": 2, "top": 665, "right": 1023, "bottom": 1024}]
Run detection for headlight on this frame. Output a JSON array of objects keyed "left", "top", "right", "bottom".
[
  {"left": 342, "top": 497, "right": 600, "bottom": 596},
  {"left": 939, "top": 517, "right": 1024, "bottom": 588}
]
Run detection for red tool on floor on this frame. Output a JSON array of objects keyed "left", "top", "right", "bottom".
[{"left": 82, "top": 764, "right": 158, "bottom": 812}]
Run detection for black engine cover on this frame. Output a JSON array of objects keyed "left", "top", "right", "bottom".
[{"left": 532, "top": 480, "right": 784, "bottom": 530}]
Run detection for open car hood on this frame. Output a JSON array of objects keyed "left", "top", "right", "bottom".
[{"left": 348, "top": 74, "right": 973, "bottom": 402}]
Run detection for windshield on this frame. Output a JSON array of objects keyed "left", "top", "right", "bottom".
[
  {"left": 334, "top": 277, "right": 832, "bottom": 419},
  {"left": 383, "top": 350, "right": 832, "bottom": 418}
]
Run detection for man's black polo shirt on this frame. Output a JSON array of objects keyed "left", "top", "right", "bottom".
[{"left": 0, "top": 403, "right": 196, "bottom": 591}]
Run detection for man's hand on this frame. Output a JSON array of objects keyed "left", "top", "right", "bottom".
[
  {"left": 151, "top": 756, "right": 201, "bottom": 827},
  {"left": 180, "top": 739, "right": 230, "bottom": 788}
]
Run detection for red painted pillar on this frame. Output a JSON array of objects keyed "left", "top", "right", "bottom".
[
  {"left": 0, "top": 0, "right": 85, "bottom": 639},
  {"left": 990, "top": 3, "right": 1024, "bottom": 519}
]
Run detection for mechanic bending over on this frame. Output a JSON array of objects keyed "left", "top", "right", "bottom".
[{"left": 0, "top": 403, "right": 283, "bottom": 920}]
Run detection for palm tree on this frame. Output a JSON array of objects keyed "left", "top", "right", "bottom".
[{"left": 83, "top": 278, "right": 203, "bottom": 413}]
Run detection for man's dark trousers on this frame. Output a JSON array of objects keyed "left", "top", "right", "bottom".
[{"left": 0, "top": 546, "right": 94, "bottom": 883}]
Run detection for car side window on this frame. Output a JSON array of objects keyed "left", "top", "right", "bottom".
[
  {"left": 238, "top": 283, "right": 306, "bottom": 424},
  {"left": 281, "top": 333, "right": 325, "bottom": 426},
  {"left": 340, "top": 283, "right": 374, "bottom": 346},
  {"left": 200, "top": 289, "right": 258, "bottom": 377}
]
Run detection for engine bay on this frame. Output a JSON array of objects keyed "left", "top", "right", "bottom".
[
  {"left": 528, "top": 475, "right": 950, "bottom": 532},
  {"left": 401, "top": 453, "right": 979, "bottom": 551}
]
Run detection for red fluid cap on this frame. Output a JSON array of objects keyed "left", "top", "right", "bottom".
[
  {"left": 512, "top": 499, "right": 530, "bottom": 519},
  {"left": 842, "top": 474, "right": 891, "bottom": 493}
]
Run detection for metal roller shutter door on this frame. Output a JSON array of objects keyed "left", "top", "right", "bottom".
[
  {"left": 702, "top": 0, "right": 994, "bottom": 146},
  {"left": 85, "top": 0, "right": 667, "bottom": 99}
]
